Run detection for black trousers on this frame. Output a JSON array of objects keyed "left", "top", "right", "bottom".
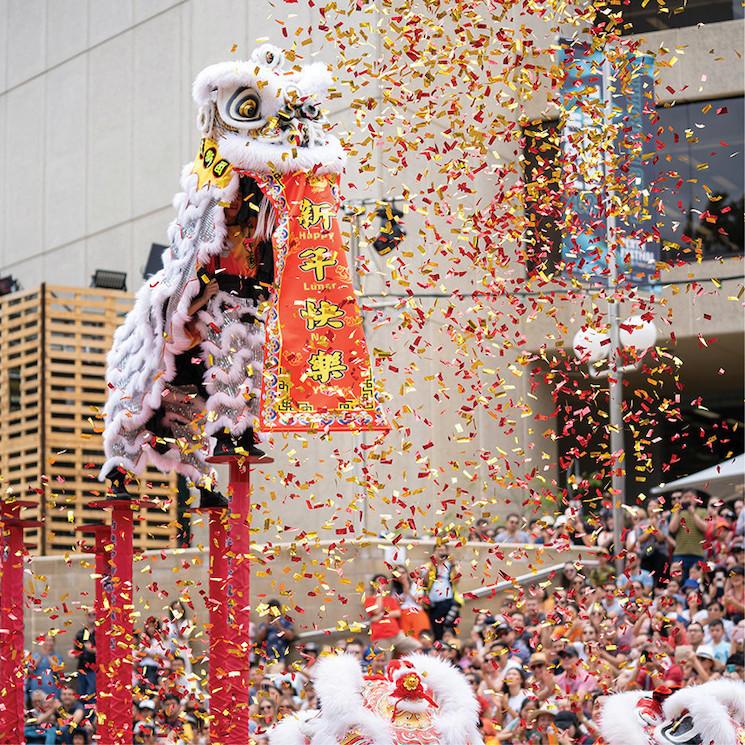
[{"left": 427, "top": 599, "right": 458, "bottom": 641}]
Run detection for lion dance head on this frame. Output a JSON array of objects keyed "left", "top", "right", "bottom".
[
  {"left": 269, "top": 654, "right": 484, "bottom": 745},
  {"left": 598, "top": 680, "right": 745, "bottom": 745}
]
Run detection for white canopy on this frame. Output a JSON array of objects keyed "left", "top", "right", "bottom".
[{"left": 651, "top": 453, "right": 745, "bottom": 500}]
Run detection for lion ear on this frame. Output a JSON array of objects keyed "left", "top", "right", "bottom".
[
  {"left": 251, "top": 43, "right": 284, "bottom": 71},
  {"left": 196, "top": 105, "right": 214, "bottom": 137},
  {"left": 293, "top": 62, "right": 334, "bottom": 98}
]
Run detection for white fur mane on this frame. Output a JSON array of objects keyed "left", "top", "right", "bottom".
[{"left": 269, "top": 653, "right": 484, "bottom": 745}]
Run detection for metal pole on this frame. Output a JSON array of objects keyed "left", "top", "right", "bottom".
[
  {"left": 608, "top": 298, "right": 626, "bottom": 576},
  {"left": 602, "top": 55, "right": 626, "bottom": 576},
  {"left": 349, "top": 209, "right": 368, "bottom": 533}
]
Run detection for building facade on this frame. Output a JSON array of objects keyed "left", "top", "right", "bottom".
[{"left": 0, "top": 1, "right": 742, "bottom": 554}]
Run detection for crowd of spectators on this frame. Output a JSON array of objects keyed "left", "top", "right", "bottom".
[
  {"left": 24, "top": 601, "right": 206, "bottom": 745},
  {"left": 21, "top": 488, "right": 744, "bottom": 744}
]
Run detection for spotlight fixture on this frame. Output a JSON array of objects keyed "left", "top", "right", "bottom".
[
  {"left": 143, "top": 243, "right": 167, "bottom": 280},
  {"left": 0, "top": 275, "right": 20, "bottom": 296},
  {"left": 91, "top": 269, "right": 127, "bottom": 291},
  {"left": 372, "top": 202, "right": 406, "bottom": 256}
]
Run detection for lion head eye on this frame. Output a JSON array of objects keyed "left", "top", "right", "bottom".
[
  {"left": 225, "top": 88, "right": 262, "bottom": 123},
  {"left": 658, "top": 714, "right": 702, "bottom": 744},
  {"left": 301, "top": 101, "right": 320, "bottom": 121},
  {"left": 238, "top": 98, "right": 258, "bottom": 118}
]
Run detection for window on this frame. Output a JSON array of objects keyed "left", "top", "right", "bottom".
[
  {"left": 652, "top": 96, "right": 744, "bottom": 263},
  {"left": 521, "top": 96, "right": 744, "bottom": 274},
  {"left": 614, "top": 0, "right": 742, "bottom": 36},
  {"left": 9, "top": 368, "right": 21, "bottom": 411},
  {"left": 521, "top": 119, "right": 562, "bottom": 276}
]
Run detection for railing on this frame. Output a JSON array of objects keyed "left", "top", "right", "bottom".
[
  {"left": 463, "top": 559, "right": 599, "bottom": 599},
  {"left": 294, "top": 558, "right": 600, "bottom": 641}
]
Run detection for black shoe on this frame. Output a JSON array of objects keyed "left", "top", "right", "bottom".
[
  {"left": 149, "top": 434, "right": 171, "bottom": 455},
  {"left": 211, "top": 430, "right": 238, "bottom": 458},
  {"left": 198, "top": 487, "right": 229, "bottom": 510},
  {"left": 212, "top": 429, "right": 266, "bottom": 459},
  {"left": 106, "top": 467, "right": 132, "bottom": 500},
  {"left": 238, "top": 428, "right": 266, "bottom": 459}
]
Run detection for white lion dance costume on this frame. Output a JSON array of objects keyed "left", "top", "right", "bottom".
[
  {"left": 599, "top": 680, "right": 745, "bottom": 745},
  {"left": 100, "top": 45, "right": 387, "bottom": 502},
  {"left": 270, "top": 654, "right": 483, "bottom": 745}
]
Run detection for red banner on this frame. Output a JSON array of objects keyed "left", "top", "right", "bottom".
[{"left": 252, "top": 170, "right": 389, "bottom": 433}]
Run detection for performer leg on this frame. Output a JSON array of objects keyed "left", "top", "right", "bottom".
[
  {"left": 212, "top": 427, "right": 265, "bottom": 459},
  {"left": 105, "top": 465, "right": 132, "bottom": 499},
  {"left": 198, "top": 295, "right": 266, "bottom": 457},
  {"left": 197, "top": 482, "right": 229, "bottom": 509}
]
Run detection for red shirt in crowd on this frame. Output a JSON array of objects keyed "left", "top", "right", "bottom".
[{"left": 364, "top": 595, "right": 402, "bottom": 640}]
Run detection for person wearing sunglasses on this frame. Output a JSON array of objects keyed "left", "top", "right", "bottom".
[{"left": 529, "top": 652, "right": 559, "bottom": 703}]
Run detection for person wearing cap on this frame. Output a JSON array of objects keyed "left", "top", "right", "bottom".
[
  {"left": 133, "top": 720, "right": 158, "bottom": 745},
  {"left": 724, "top": 651, "right": 744, "bottom": 679},
  {"left": 689, "top": 644, "right": 717, "bottom": 682},
  {"left": 555, "top": 646, "right": 597, "bottom": 700},
  {"left": 525, "top": 703, "right": 560, "bottom": 745},
  {"left": 138, "top": 698, "right": 156, "bottom": 712},
  {"left": 554, "top": 710, "right": 594, "bottom": 744},
  {"left": 529, "top": 652, "right": 559, "bottom": 703},
  {"left": 725, "top": 538, "right": 744, "bottom": 573}
]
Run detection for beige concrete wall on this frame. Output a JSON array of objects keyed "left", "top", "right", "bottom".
[{"left": 25, "top": 539, "right": 601, "bottom": 676}]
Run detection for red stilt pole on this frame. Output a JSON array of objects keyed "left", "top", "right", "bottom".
[
  {"left": 107, "top": 502, "right": 134, "bottom": 745},
  {"left": 0, "top": 500, "right": 41, "bottom": 745},
  {"left": 76, "top": 524, "right": 112, "bottom": 744},
  {"left": 201, "top": 507, "right": 231, "bottom": 744},
  {"left": 227, "top": 461, "right": 251, "bottom": 743}
]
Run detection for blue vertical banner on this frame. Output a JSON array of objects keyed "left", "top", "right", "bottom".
[
  {"left": 559, "top": 42, "right": 608, "bottom": 282},
  {"left": 559, "top": 41, "right": 659, "bottom": 286},
  {"left": 613, "top": 49, "right": 659, "bottom": 285}
]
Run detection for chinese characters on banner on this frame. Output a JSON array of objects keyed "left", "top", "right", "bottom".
[
  {"left": 559, "top": 41, "right": 659, "bottom": 286},
  {"left": 252, "top": 170, "right": 389, "bottom": 433}
]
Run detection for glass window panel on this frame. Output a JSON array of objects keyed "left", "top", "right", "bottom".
[
  {"left": 614, "top": 0, "right": 739, "bottom": 35},
  {"left": 521, "top": 97, "right": 744, "bottom": 273},
  {"left": 652, "top": 96, "right": 744, "bottom": 262}
]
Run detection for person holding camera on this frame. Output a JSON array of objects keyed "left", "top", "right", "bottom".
[
  {"left": 668, "top": 490, "right": 708, "bottom": 584},
  {"left": 422, "top": 542, "right": 463, "bottom": 641}
]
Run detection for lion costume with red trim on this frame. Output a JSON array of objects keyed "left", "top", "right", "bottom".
[
  {"left": 598, "top": 680, "right": 745, "bottom": 745},
  {"left": 100, "top": 45, "right": 387, "bottom": 487},
  {"left": 270, "top": 654, "right": 483, "bottom": 745}
]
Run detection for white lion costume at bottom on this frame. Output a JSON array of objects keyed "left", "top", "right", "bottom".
[
  {"left": 598, "top": 679, "right": 745, "bottom": 745},
  {"left": 269, "top": 654, "right": 483, "bottom": 745}
]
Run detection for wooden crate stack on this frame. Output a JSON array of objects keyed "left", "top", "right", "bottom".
[{"left": 0, "top": 285, "right": 178, "bottom": 555}]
